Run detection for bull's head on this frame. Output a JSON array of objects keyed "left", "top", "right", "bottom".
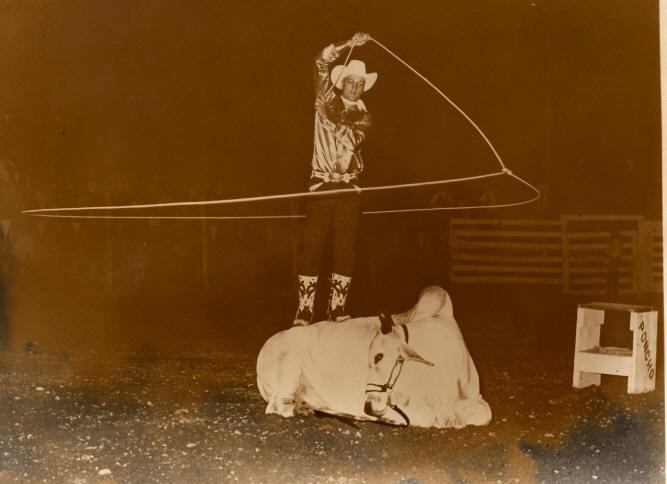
[{"left": 364, "top": 313, "right": 434, "bottom": 423}]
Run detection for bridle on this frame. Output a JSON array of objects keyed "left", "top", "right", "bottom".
[
  {"left": 365, "top": 355, "right": 406, "bottom": 395},
  {"left": 365, "top": 323, "right": 411, "bottom": 426}
]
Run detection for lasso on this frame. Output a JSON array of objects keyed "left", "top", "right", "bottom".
[{"left": 23, "top": 37, "right": 540, "bottom": 220}]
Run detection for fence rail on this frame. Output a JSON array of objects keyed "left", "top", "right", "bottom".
[{"left": 450, "top": 216, "right": 663, "bottom": 294}]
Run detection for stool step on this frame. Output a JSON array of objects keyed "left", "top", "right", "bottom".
[
  {"left": 574, "top": 347, "right": 632, "bottom": 377},
  {"left": 584, "top": 346, "right": 633, "bottom": 357}
]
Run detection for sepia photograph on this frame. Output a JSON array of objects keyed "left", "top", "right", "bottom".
[{"left": 0, "top": 0, "right": 664, "bottom": 482}]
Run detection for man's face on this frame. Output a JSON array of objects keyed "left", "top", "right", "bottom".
[{"left": 341, "top": 75, "right": 366, "bottom": 102}]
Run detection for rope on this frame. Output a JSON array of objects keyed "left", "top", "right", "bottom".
[
  {"left": 26, "top": 178, "right": 539, "bottom": 219},
  {"left": 28, "top": 214, "right": 307, "bottom": 220},
  {"left": 22, "top": 37, "right": 541, "bottom": 220},
  {"left": 23, "top": 172, "right": 505, "bottom": 214},
  {"left": 369, "top": 37, "right": 507, "bottom": 171}
]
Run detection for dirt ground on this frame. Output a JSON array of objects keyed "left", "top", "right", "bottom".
[{"left": 0, "top": 286, "right": 664, "bottom": 484}]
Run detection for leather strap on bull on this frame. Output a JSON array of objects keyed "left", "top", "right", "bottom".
[
  {"left": 388, "top": 403, "right": 410, "bottom": 427},
  {"left": 367, "top": 313, "right": 411, "bottom": 427}
]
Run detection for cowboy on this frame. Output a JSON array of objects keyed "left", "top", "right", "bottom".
[{"left": 293, "top": 32, "right": 376, "bottom": 326}]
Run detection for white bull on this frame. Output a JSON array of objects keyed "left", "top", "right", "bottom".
[{"left": 256, "top": 286, "right": 491, "bottom": 428}]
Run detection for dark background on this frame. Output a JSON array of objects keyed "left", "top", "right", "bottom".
[
  {"left": 2, "top": 0, "right": 661, "bottom": 213},
  {"left": 0, "top": 0, "right": 662, "bottom": 349}
]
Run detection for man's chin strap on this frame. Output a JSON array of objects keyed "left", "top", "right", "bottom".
[{"left": 365, "top": 323, "right": 411, "bottom": 427}]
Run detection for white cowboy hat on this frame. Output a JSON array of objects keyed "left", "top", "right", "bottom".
[{"left": 331, "top": 60, "right": 377, "bottom": 92}]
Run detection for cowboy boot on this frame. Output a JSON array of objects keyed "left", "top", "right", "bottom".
[
  {"left": 328, "top": 273, "right": 352, "bottom": 322},
  {"left": 293, "top": 275, "right": 318, "bottom": 326}
]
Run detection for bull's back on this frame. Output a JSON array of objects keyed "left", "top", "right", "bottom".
[
  {"left": 299, "top": 318, "right": 378, "bottom": 414},
  {"left": 256, "top": 319, "right": 378, "bottom": 407}
]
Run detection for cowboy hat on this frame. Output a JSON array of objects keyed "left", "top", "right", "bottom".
[{"left": 331, "top": 60, "right": 377, "bottom": 92}]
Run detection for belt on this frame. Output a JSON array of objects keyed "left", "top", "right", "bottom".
[{"left": 309, "top": 171, "right": 360, "bottom": 192}]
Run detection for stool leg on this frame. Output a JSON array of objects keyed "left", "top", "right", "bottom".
[
  {"left": 649, "top": 310, "right": 658, "bottom": 385},
  {"left": 628, "top": 311, "right": 658, "bottom": 394},
  {"left": 573, "top": 307, "right": 604, "bottom": 389},
  {"left": 573, "top": 369, "right": 601, "bottom": 388}
]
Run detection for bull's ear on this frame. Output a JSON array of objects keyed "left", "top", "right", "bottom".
[
  {"left": 400, "top": 342, "right": 434, "bottom": 366},
  {"left": 379, "top": 313, "right": 394, "bottom": 335}
]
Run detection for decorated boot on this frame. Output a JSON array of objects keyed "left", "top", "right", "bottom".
[
  {"left": 293, "top": 275, "right": 318, "bottom": 326},
  {"left": 328, "top": 273, "right": 352, "bottom": 322}
]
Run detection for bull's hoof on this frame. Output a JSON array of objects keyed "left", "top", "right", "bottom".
[{"left": 266, "top": 397, "right": 296, "bottom": 417}]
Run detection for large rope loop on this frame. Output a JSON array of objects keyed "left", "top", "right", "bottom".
[{"left": 23, "top": 37, "right": 540, "bottom": 219}]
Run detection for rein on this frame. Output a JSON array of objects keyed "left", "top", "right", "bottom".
[{"left": 365, "top": 323, "right": 411, "bottom": 426}]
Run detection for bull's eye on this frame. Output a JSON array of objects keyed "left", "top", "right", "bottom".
[{"left": 374, "top": 353, "right": 384, "bottom": 364}]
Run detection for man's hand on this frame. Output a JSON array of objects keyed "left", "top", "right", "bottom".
[
  {"left": 348, "top": 32, "right": 370, "bottom": 47},
  {"left": 352, "top": 113, "right": 372, "bottom": 131},
  {"left": 322, "top": 44, "right": 341, "bottom": 62}
]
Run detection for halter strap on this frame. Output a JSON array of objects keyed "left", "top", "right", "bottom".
[{"left": 364, "top": 321, "right": 412, "bottom": 426}]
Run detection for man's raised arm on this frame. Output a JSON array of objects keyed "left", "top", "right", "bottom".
[{"left": 314, "top": 33, "right": 371, "bottom": 103}]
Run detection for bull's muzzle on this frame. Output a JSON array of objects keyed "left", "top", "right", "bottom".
[
  {"left": 363, "top": 392, "right": 388, "bottom": 417},
  {"left": 364, "top": 392, "right": 410, "bottom": 426}
]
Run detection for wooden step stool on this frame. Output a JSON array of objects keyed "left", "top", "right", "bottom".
[{"left": 573, "top": 302, "right": 658, "bottom": 394}]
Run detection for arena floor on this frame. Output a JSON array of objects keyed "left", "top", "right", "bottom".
[{"left": 0, "top": 283, "right": 663, "bottom": 483}]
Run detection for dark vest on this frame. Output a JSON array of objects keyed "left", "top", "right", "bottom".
[{"left": 324, "top": 96, "right": 371, "bottom": 129}]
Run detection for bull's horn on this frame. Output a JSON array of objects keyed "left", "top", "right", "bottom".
[{"left": 379, "top": 313, "right": 394, "bottom": 335}]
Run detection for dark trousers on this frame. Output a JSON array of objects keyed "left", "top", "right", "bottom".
[{"left": 298, "top": 191, "right": 361, "bottom": 277}]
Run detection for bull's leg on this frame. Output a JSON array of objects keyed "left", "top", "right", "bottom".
[
  {"left": 264, "top": 351, "right": 303, "bottom": 418},
  {"left": 455, "top": 397, "right": 492, "bottom": 427}
]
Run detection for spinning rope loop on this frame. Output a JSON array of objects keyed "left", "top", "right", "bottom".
[{"left": 23, "top": 37, "right": 540, "bottom": 220}]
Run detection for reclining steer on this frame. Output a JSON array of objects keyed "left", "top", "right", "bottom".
[{"left": 256, "top": 286, "right": 492, "bottom": 428}]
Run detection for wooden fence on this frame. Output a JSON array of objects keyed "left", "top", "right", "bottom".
[{"left": 450, "top": 215, "right": 663, "bottom": 295}]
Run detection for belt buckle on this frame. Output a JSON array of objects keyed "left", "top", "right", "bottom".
[{"left": 331, "top": 173, "right": 342, "bottom": 183}]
